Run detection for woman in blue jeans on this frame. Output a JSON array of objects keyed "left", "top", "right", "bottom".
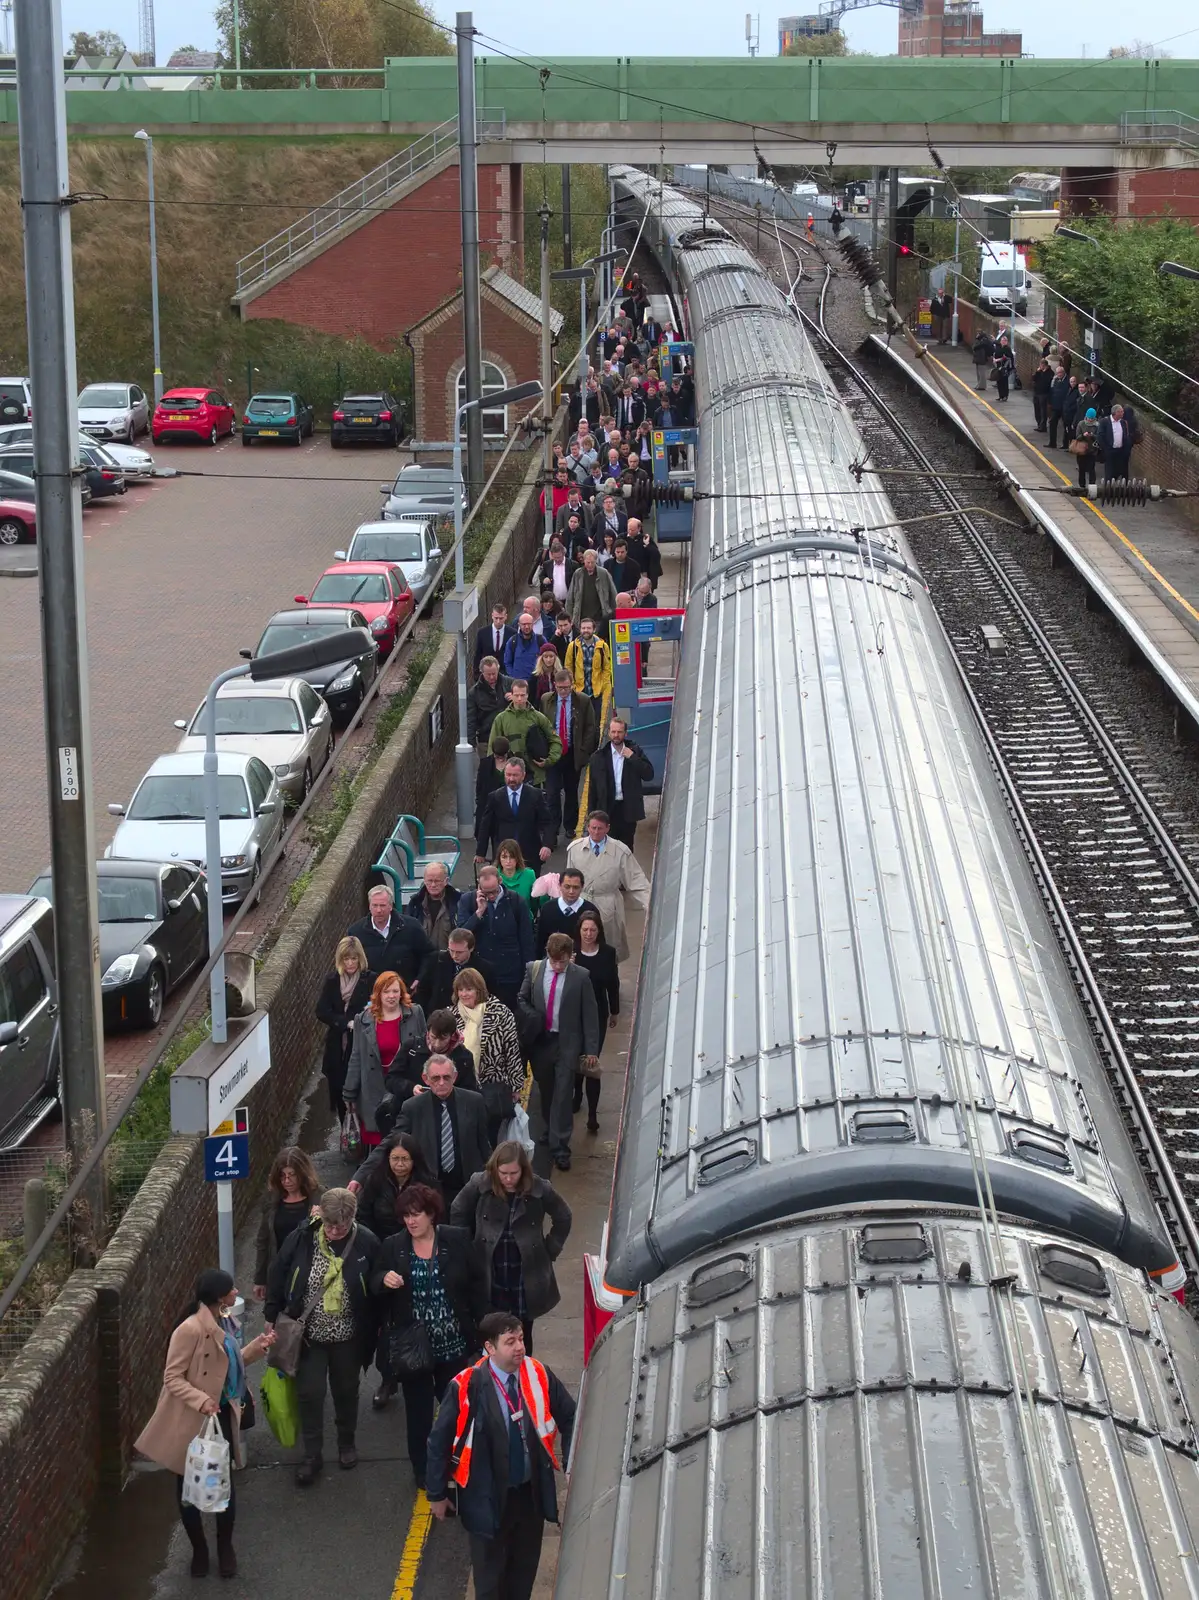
[{"left": 370, "top": 1184, "right": 489, "bottom": 1488}]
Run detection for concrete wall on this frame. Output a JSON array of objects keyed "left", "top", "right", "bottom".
[{"left": 0, "top": 442, "right": 547, "bottom": 1600}]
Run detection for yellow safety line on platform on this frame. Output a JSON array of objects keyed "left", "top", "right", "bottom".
[
  {"left": 924, "top": 350, "right": 1199, "bottom": 630},
  {"left": 391, "top": 1489, "right": 434, "bottom": 1600}
]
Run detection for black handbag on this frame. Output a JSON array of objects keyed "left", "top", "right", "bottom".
[
  {"left": 384, "top": 1321, "right": 435, "bottom": 1380},
  {"left": 524, "top": 722, "right": 550, "bottom": 762},
  {"left": 480, "top": 1078, "right": 515, "bottom": 1120}
]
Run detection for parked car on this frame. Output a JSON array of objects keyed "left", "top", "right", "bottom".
[
  {"left": 152, "top": 387, "right": 236, "bottom": 447},
  {"left": 77, "top": 382, "right": 150, "bottom": 443},
  {"left": 173, "top": 676, "right": 335, "bottom": 802},
  {"left": 0, "top": 463, "right": 88, "bottom": 512},
  {"left": 380, "top": 462, "right": 463, "bottom": 521},
  {"left": 294, "top": 561, "right": 413, "bottom": 659},
  {"left": 0, "top": 442, "right": 123, "bottom": 502},
  {"left": 0, "top": 497, "right": 35, "bottom": 546},
  {"left": 0, "top": 422, "right": 156, "bottom": 483},
  {"left": 28, "top": 860, "right": 208, "bottom": 1030},
  {"left": 241, "top": 392, "right": 315, "bottom": 447},
  {"left": 335, "top": 516, "right": 443, "bottom": 609},
  {"left": 330, "top": 392, "right": 404, "bottom": 448},
  {"left": 105, "top": 750, "right": 285, "bottom": 906},
  {"left": 247, "top": 609, "right": 378, "bottom": 726},
  {"left": 0, "top": 893, "right": 60, "bottom": 1146},
  {"left": 0, "top": 376, "right": 32, "bottom": 424}
]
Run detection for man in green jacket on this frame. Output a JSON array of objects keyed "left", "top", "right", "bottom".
[{"left": 487, "top": 679, "right": 562, "bottom": 786}]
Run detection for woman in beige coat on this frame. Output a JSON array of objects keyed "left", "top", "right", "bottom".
[{"left": 135, "top": 1268, "right": 273, "bottom": 1579}]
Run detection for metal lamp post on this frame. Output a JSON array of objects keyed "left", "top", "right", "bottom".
[
  {"left": 450, "top": 380, "right": 543, "bottom": 837},
  {"left": 134, "top": 130, "right": 163, "bottom": 404},
  {"left": 553, "top": 248, "right": 628, "bottom": 386},
  {"left": 1160, "top": 261, "right": 1199, "bottom": 283},
  {"left": 1055, "top": 226, "right": 1101, "bottom": 377}
]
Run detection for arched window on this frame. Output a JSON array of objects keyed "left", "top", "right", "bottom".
[{"left": 457, "top": 362, "right": 509, "bottom": 439}]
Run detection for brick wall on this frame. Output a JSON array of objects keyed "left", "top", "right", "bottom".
[{"left": 417, "top": 297, "right": 542, "bottom": 442}]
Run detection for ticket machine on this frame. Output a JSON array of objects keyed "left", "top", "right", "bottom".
[{"left": 609, "top": 607, "right": 685, "bottom": 792}]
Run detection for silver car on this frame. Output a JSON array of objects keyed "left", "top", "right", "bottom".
[
  {"left": 379, "top": 463, "right": 463, "bottom": 522},
  {"left": 173, "top": 676, "right": 335, "bottom": 803},
  {"left": 0, "top": 422, "right": 157, "bottom": 482},
  {"left": 335, "top": 516, "right": 444, "bottom": 608},
  {"left": 78, "top": 382, "right": 150, "bottom": 443},
  {"left": 105, "top": 749, "right": 285, "bottom": 905}
]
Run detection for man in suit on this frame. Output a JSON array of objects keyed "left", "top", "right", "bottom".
[
  {"left": 586, "top": 717, "right": 654, "bottom": 851},
  {"left": 1098, "top": 403, "right": 1137, "bottom": 480},
  {"left": 607, "top": 538, "right": 642, "bottom": 597},
  {"left": 535, "top": 867, "right": 601, "bottom": 957},
  {"left": 418, "top": 927, "right": 496, "bottom": 1013},
  {"left": 518, "top": 933, "right": 599, "bottom": 1170},
  {"left": 540, "top": 667, "right": 599, "bottom": 843},
  {"left": 396, "top": 1054, "right": 491, "bottom": 1206},
  {"left": 475, "top": 756, "right": 555, "bottom": 866},
  {"left": 347, "top": 884, "right": 432, "bottom": 990},
  {"left": 474, "top": 604, "right": 514, "bottom": 674},
  {"left": 455, "top": 865, "right": 535, "bottom": 1012}
]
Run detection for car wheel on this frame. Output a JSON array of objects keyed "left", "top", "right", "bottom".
[
  {"left": 325, "top": 733, "right": 335, "bottom": 768},
  {"left": 331, "top": 435, "right": 342, "bottom": 449},
  {"left": 242, "top": 433, "right": 252, "bottom": 447},
  {"left": 248, "top": 855, "right": 263, "bottom": 906},
  {"left": 132, "top": 964, "right": 165, "bottom": 1029},
  {"left": 0, "top": 517, "right": 25, "bottom": 546},
  {"left": 292, "top": 431, "right": 302, "bottom": 447},
  {"left": 208, "top": 426, "right": 218, "bottom": 446},
  {"left": 302, "top": 761, "right": 313, "bottom": 798},
  {"left": 152, "top": 434, "right": 163, "bottom": 446}
]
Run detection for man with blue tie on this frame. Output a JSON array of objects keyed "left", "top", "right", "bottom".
[{"left": 474, "top": 757, "right": 554, "bottom": 869}]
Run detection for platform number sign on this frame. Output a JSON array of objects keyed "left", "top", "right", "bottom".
[{"left": 204, "top": 1132, "right": 250, "bottom": 1182}]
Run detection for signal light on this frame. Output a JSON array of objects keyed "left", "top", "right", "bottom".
[{"left": 899, "top": 244, "right": 911, "bottom": 255}]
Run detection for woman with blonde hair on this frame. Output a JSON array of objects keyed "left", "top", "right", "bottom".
[
  {"left": 450, "top": 966, "right": 524, "bottom": 1141},
  {"left": 344, "top": 972, "right": 425, "bottom": 1146},
  {"left": 315, "top": 935, "right": 373, "bottom": 1121}
]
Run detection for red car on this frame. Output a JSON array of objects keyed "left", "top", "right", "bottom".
[
  {"left": 295, "top": 561, "right": 414, "bottom": 659},
  {"left": 0, "top": 496, "right": 35, "bottom": 546},
  {"left": 151, "top": 387, "right": 236, "bottom": 447}
]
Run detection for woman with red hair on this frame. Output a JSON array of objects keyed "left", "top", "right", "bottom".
[{"left": 344, "top": 971, "right": 425, "bottom": 1146}]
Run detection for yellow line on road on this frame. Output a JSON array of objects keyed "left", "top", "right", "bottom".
[
  {"left": 391, "top": 1489, "right": 434, "bottom": 1600},
  {"left": 923, "top": 349, "right": 1199, "bottom": 629}
]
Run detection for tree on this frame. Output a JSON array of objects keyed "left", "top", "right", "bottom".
[
  {"left": 784, "top": 29, "right": 849, "bottom": 56},
  {"left": 69, "top": 29, "right": 128, "bottom": 58},
  {"left": 1107, "top": 41, "right": 1172, "bottom": 59},
  {"left": 214, "top": 0, "right": 450, "bottom": 73}
]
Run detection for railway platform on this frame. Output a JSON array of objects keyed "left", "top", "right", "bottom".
[{"left": 877, "top": 332, "right": 1199, "bottom": 729}]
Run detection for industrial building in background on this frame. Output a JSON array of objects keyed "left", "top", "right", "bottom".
[{"left": 779, "top": 0, "right": 1021, "bottom": 56}]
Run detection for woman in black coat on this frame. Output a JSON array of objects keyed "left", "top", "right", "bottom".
[
  {"left": 571, "top": 911, "right": 619, "bottom": 1132},
  {"left": 315, "top": 936, "right": 374, "bottom": 1121},
  {"left": 450, "top": 1143, "right": 572, "bottom": 1353},
  {"left": 355, "top": 1131, "right": 438, "bottom": 1243},
  {"left": 370, "top": 1183, "right": 489, "bottom": 1487}
]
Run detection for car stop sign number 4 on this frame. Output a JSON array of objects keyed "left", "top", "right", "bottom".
[{"left": 204, "top": 1132, "right": 250, "bottom": 1182}]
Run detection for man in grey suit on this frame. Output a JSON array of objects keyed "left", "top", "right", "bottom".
[
  {"left": 518, "top": 933, "right": 599, "bottom": 1171},
  {"left": 396, "top": 1054, "right": 492, "bottom": 1205}
]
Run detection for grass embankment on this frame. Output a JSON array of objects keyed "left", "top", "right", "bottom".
[{"left": 0, "top": 135, "right": 415, "bottom": 414}]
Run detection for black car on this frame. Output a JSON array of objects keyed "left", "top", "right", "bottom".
[
  {"left": 246, "top": 608, "right": 379, "bottom": 726},
  {"left": 330, "top": 392, "right": 405, "bottom": 449},
  {"left": 29, "top": 860, "right": 208, "bottom": 1030},
  {"left": 242, "top": 392, "right": 315, "bottom": 447},
  {"left": 0, "top": 445, "right": 113, "bottom": 502}
]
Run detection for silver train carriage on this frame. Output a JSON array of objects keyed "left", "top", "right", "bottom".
[{"left": 602, "top": 167, "right": 1181, "bottom": 1293}]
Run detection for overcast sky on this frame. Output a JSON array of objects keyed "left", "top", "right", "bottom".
[{"left": 51, "top": 0, "right": 1199, "bottom": 71}]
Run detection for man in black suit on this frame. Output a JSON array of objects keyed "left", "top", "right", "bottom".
[
  {"left": 585, "top": 717, "right": 654, "bottom": 851},
  {"left": 418, "top": 927, "right": 496, "bottom": 1012},
  {"left": 473, "top": 603, "right": 515, "bottom": 674},
  {"left": 475, "top": 756, "right": 554, "bottom": 867},
  {"left": 347, "top": 884, "right": 432, "bottom": 990},
  {"left": 518, "top": 934, "right": 599, "bottom": 1170},
  {"left": 540, "top": 667, "right": 599, "bottom": 844},
  {"left": 396, "top": 1054, "right": 492, "bottom": 1205},
  {"left": 534, "top": 867, "right": 601, "bottom": 957}
]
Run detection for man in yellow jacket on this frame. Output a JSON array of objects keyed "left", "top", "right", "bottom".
[{"left": 564, "top": 617, "right": 612, "bottom": 708}]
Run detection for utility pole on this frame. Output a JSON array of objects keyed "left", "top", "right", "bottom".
[
  {"left": 16, "top": 0, "right": 107, "bottom": 1170},
  {"left": 134, "top": 130, "right": 163, "bottom": 404},
  {"left": 539, "top": 200, "right": 554, "bottom": 555},
  {"left": 561, "top": 164, "right": 572, "bottom": 269},
  {"left": 870, "top": 166, "right": 881, "bottom": 261},
  {"left": 887, "top": 166, "right": 900, "bottom": 301},
  {"left": 950, "top": 203, "right": 961, "bottom": 347},
  {"left": 456, "top": 11, "right": 484, "bottom": 507}
]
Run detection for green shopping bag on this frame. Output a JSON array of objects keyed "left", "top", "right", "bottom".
[{"left": 260, "top": 1367, "right": 299, "bottom": 1449}]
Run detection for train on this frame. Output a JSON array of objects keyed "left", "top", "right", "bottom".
[{"left": 553, "top": 168, "right": 1199, "bottom": 1596}]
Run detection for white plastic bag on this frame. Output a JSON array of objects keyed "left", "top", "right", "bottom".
[
  {"left": 181, "top": 1414, "right": 231, "bottom": 1513},
  {"left": 499, "top": 1102, "right": 535, "bottom": 1156}
]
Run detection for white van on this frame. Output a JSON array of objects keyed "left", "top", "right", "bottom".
[{"left": 977, "top": 242, "right": 1029, "bottom": 316}]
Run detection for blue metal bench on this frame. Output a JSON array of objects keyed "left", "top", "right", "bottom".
[{"left": 372, "top": 814, "right": 461, "bottom": 906}]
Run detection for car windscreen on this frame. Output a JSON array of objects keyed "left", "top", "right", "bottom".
[
  {"left": 79, "top": 386, "right": 129, "bottom": 409},
  {"left": 257, "top": 621, "right": 359, "bottom": 656},
  {"left": 127, "top": 774, "right": 251, "bottom": 821},
  {"left": 248, "top": 397, "right": 295, "bottom": 416},
  {"left": 341, "top": 395, "right": 384, "bottom": 408},
  {"left": 349, "top": 533, "right": 424, "bottom": 562},
  {"left": 394, "top": 471, "right": 454, "bottom": 496},
  {"left": 189, "top": 697, "right": 303, "bottom": 736},
  {"left": 161, "top": 394, "right": 203, "bottom": 410},
  {"left": 0, "top": 384, "right": 26, "bottom": 404},
  {"left": 311, "top": 573, "right": 390, "bottom": 604},
  {"left": 33, "top": 872, "right": 160, "bottom": 922},
  {"left": 0, "top": 470, "right": 34, "bottom": 499},
  {"left": 981, "top": 268, "right": 1016, "bottom": 287}
]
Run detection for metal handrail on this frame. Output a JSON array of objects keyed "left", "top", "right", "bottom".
[
  {"left": 1118, "top": 109, "right": 1199, "bottom": 148},
  {"left": 233, "top": 108, "right": 506, "bottom": 295}
]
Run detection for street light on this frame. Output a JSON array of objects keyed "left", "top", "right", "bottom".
[
  {"left": 450, "top": 379, "right": 543, "bottom": 837},
  {"left": 552, "top": 248, "right": 628, "bottom": 385},
  {"left": 134, "top": 130, "right": 163, "bottom": 404},
  {"left": 1054, "top": 225, "right": 1101, "bottom": 377},
  {"left": 1160, "top": 261, "right": 1199, "bottom": 283}
]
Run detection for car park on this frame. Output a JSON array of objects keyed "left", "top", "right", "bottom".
[
  {"left": 105, "top": 750, "right": 285, "bottom": 906},
  {"left": 335, "top": 516, "right": 443, "bottom": 609},
  {"left": 0, "top": 496, "right": 35, "bottom": 546},
  {"left": 152, "top": 387, "right": 236, "bottom": 446},
  {"left": 330, "top": 392, "right": 404, "bottom": 448},
  {"left": 173, "top": 676, "right": 335, "bottom": 802},
  {"left": 28, "top": 860, "right": 208, "bottom": 1030},
  {"left": 0, "top": 376, "right": 32, "bottom": 424},
  {"left": 0, "top": 893, "right": 60, "bottom": 1146},
  {"left": 379, "top": 462, "right": 463, "bottom": 521},
  {"left": 294, "top": 561, "right": 413, "bottom": 659},
  {"left": 241, "top": 392, "right": 315, "bottom": 447},
  {"left": 77, "top": 382, "right": 150, "bottom": 443},
  {"left": 247, "top": 609, "right": 378, "bottom": 726}
]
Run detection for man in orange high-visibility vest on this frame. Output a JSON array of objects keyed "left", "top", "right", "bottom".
[{"left": 427, "top": 1311, "right": 576, "bottom": 1600}]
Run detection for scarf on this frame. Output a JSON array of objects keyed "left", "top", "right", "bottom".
[
  {"left": 339, "top": 970, "right": 358, "bottom": 1004},
  {"left": 458, "top": 999, "right": 486, "bottom": 1069},
  {"left": 316, "top": 1226, "right": 350, "bottom": 1315}
]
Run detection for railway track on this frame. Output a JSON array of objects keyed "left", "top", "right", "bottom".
[{"left": 707, "top": 191, "right": 1199, "bottom": 1280}]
